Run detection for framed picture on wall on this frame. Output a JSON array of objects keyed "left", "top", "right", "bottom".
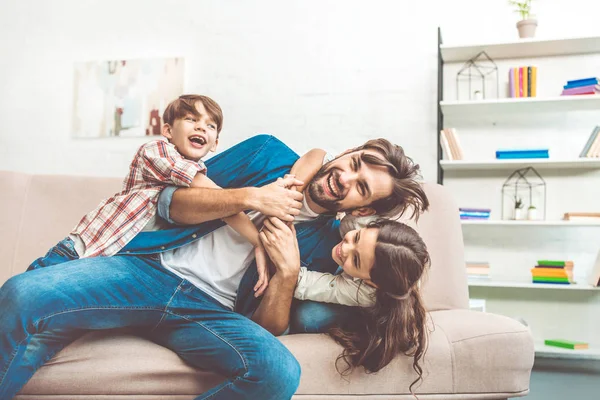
[{"left": 72, "top": 57, "right": 184, "bottom": 138}]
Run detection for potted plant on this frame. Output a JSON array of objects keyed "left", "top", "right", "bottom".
[
  {"left": 509, "top": 0, "right": 537, "bottom": 39},
  {"left": 527, "top": 204, "right": 538, "bottom": 220},
  {"left": 513, "top": 197, "right": 524, "bottom": 220}
]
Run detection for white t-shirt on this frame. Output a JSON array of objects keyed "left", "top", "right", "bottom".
[{"left": 160, "top": 153, "right": 333, "bottom": 310}]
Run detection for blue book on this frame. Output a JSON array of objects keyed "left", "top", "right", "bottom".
[
  {"left": 460, "top": 212, "right": 491, "bottom": 217},
  {"left": 564, "top": 81, "right": 599, "bottom": 89},
  {"left": 496, "top": 149, "right": 549, "bottom": 159},
  {"left": 566, "top": 77, "right": 598, "bottom": 86},
  {"left": 497, "top": 153, "right": 549, "bottom": 159}
]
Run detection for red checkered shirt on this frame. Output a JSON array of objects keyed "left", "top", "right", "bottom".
[{"left": 71, "top": 139, "right": 205, "bottom": 257}]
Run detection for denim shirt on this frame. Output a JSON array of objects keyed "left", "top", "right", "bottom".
[{"left": 116, "top": 135, "right": 340, "bottom": 316}]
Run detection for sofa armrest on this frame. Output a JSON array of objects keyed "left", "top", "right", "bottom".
[{"left": 430, "top": 309, "right": 534, "bottom": 396}]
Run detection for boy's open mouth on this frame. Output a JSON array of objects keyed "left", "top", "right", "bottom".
[{"left": 189, "top": 135, "right": 207, "bottom": 146}]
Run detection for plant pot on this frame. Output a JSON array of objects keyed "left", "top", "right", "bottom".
[
  {"left": 513, "top": 208, "right": 524, "bottom": 220},
  {"left": 517, "top": 18, "right": 537, "bottom": 39},
  {"left": 527, "top": 208, "right": 538, "bottom": 220}
]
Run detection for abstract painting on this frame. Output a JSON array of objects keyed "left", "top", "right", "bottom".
[{"left": 72, "top": 57, "right": 184, "bottom": 138}]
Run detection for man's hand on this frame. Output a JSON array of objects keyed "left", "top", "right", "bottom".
[
  {"left": 249, "top": 175, "right": 304, "bottom": 222},
  {"left": 259, "top": 217, "right": 300, "bottom": 279},
  {"left": 253, "top": 244, "right": 271, "bottom": 297}
]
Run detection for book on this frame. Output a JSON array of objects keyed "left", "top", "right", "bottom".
[
  {"left": 496, "top": 149, "right": 549, "bottom": 159},
  {"left": 509, "top": 68, "right": 515, "bottom": 97},
  {"left": 519, "top": 68, "right": 524, "bottom": 97},
  {"left": 532, "top": 276, "right": 570, "bottom": 283},
  {"left": 440, "top": 130, "right": 454, "bottom": 160},
  {"left": 564, "top": 78, "right": 599, "bottom": 89},
  {"left": 587, "top": 248, "right": 600, "bottom": 287},
  {"left": 587, "top": 132, "right": 600, "bottom": 157},
  {"left": 531, "top": 66, "right": 537, "bottom": 97},
  {"left": 561, "top": 85, "right": 600, "bottom": 96},
  {"left": 537, "top": 260, "right": 572, "bottom": 267},
  {"left": 544, "top": 339, "right": 589, "bottom": 350},
  {"left": 527, "top": 67, "right": 532, "bottom": 97},
  {"left": 514, "top": 68, "right": 520, "bottom": 98},
  {"left": 522, "top": 67, "right": 529, "bottom": 97},
  {"left": 579, "top": 126, "right": 600, "bottom": 157},
  {"left": 566, "top": 77, "right": 599, "bottom": 86},
  {"left": 533, "top": 280, "right": 570, "bottom": 285},
  {"left": 460, "top": 208, "right": 492, "bottom": 213},
  {"left": 442, "top": 128, "right": 463, "bottom": 160},
  {"left": 563, "top": 212, "right": 600, "bottom": 220}
]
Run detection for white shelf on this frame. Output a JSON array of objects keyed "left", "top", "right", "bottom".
[
  {"left": 440, "top": 158, "right": 600, "bottom": 171},
  {"left": 440, "top": 95, "right": 600, "bottom": 117},
  {"left": 535, "top": 343, "right": 600, "bottom": 361},
  {"left": 461, "top": 220, "right": 600, "bottom": 227},
  {"left": 468, "top": 280, "right": 600, "bottom": 291},
  {"left": 441, "top": 36, "right": 600, "bottom": 62}
]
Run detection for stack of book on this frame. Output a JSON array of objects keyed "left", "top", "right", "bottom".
[
  {"left": 460, "top": 208, "right": 490, "bottom": 220},
  {"left": 563, "top": 212, "right": 600, "bottom": 222},
  {"left": 579, "top": 126, "right": 600, "bottom": 158},
  {"left": 561, "top": 77, "right": 600, "bottom": 96},
  {"left": 467, "top": 262, "right": 490, "bottom": 280},
  {"left": 509, "top": 66, "right": 537, "bottom": 98},
  {"left": 440, "top": 128, "right": 464, "bottom": 160},
  {"left": 496, "top": 149, "right": 549, "bottom": 159},
  {"left": 531, "top": 260, "right": 574, "bottom": 285}
]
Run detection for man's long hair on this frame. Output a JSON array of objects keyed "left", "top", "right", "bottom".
[{"left": 352, "top": 139, "right": 429, "bottom": 219}]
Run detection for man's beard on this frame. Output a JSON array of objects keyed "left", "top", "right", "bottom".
[{"left": 306, "top": 162, "right": 344, "bottom": 212}]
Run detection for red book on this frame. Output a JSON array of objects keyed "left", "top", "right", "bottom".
[{"left": 519, "top": 67, "right": 524, "bottom": 97}]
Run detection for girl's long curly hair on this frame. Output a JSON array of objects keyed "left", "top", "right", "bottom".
[{"left": 328, "top": 219, "right": 430, "bottom": 394}]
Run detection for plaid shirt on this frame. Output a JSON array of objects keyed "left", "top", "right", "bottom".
[{"left": 71, "top": 139, "right": 205, "bottom": 257}]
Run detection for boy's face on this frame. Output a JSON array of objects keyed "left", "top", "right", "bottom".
[{"left": 162, "top": 101, "right": 219, "bottom": 162}]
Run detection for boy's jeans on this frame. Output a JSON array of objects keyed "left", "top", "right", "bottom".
[
  {"left": 27, "top": 237, "right": 79, "bottom": 271},
  {"left": 0, "top": 254, "right": 300, "bottom": 400}
]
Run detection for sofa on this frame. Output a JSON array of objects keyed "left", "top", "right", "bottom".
[{"left": 1, "top": 170, "right": 534, "bottom": 399}]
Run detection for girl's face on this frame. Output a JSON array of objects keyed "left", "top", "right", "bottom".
[{"left": 331, "top": 227, "right": 379, "bottom": 286}]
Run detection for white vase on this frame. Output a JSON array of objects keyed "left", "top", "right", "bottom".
[
  {"left": 527, "top": 208, "right": 538, "bottom": 220},
  {"left": 517, "top": 18, "right": 537, "bottom": 39},
  {"left": 513, "top": 208, "right": 524, "bottom": 220}
]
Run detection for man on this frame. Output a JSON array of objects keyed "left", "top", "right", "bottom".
[{"left": 0, "top": 135, "right": 428, "bottom": 400}]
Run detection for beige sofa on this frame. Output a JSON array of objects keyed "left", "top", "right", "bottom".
[{"left": 1, "top": 170, "right": 534, "bottom": 399}]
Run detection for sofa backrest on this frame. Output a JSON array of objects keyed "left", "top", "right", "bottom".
[{"left": 0, "top": 171, "right": 468, "bottom": 311}]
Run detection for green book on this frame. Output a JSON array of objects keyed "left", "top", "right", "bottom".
[
  {"left": 532, "top": 277, "right": 569, "bottom": 282},
  {"left": 544, "top": 339, "right": 589, "bottom": 350},
  {"left": 537, "top": 260, "right": 566, "bottom": 267}
]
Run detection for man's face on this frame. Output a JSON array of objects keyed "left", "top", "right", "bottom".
[{"left": 306, "top": 150, "right": 394, "bottom": 213}]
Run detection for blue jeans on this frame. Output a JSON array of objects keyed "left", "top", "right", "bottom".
[
  {"left": 27, "top": 236, "right": 79, "bottom": 271},
  {"left": 0, "top": 254, "right": 300, "bottom": 400}
]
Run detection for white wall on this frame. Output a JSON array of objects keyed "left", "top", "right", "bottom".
[{"left": 1, "top": 0, "right": 598, "bottom": 179}]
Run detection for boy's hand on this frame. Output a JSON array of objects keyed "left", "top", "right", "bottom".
[
  {"left": 250, "top": 175, "right": 304, "bottom": 222},
  {"left": 253, "top": 244, "right": 271, "bottom": 297}
]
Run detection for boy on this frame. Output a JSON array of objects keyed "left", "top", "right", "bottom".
[{"left": 29, "top": 94, "right": 273, "bottom": 294}]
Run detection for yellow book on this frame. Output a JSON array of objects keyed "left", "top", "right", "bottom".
[
  {"left": 531, "top": 268, "right": 569, "bottom": 278},
  {"left": 531, "top": 66, "right": 537, "bottom": 97}
]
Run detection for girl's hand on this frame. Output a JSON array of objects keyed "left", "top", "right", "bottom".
[
  {"left": 253, "top": 245, "right": 271, "bottom": 297},
  {"left": 259, "top": 217, "right": 300, "bottom": 279}
]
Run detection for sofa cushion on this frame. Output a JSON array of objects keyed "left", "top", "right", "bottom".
[{"left": 17, "top": 309, "right": 532, "bottom": 399}]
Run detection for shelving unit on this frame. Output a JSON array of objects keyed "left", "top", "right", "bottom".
[
  {"left": 468, "top": 280, "right": 600, "bottom": 291},
  {"left": 437, "top": 28, "right": 600, "bottom": 362},
  {"left": 441, "top": 158, "right": 600, "bottom": 171},
  {"left": 534, "top": 343, "right": 600, "bottom": 361},
  {"left": 441, "top": 95, "right": 600, "bottom": 117},
  {"left": 440, "top": 35, "right": 600, "bottom": 62},
  {"left": 461, "top": 220, "right": 600, "bottom": 227}
]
